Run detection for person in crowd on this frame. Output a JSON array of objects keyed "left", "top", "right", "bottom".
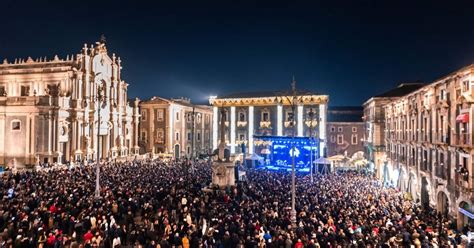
[{"left": 0, "top": 157, "right": 461, "bottom": 247}]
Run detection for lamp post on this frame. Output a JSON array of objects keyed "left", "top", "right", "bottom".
[
  {"left": 95, "top": 84, "right": 105, "bottom": 199},
  {"left": 278, "top": 77, "right": 306, "bottom": 228},
  {"left": 290, "top": 78, "right": 297, "bottom": 228}
]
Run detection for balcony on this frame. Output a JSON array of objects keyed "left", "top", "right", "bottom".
[
  {"left": 433, "top": 132, "right": 449, "bottom": 144},
  {"left": 435, "top": 166, "right": 447, "bottom": 180},
  {"left": 452, "top": 133, "right": 471, "bottom": 146},
  {"left": 237, "top": 121, "right": 247, "bottom": 127},
  {"left": 259, "top": 121, "right": 272, "bottom": 129}
]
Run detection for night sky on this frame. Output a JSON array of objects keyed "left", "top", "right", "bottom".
[{"left": 1, "top": 0, "right": 474, "bottom": 105}]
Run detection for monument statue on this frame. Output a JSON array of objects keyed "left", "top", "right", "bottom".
[{"left": 211, "top": 109, "right": 236, "bottom": 187}]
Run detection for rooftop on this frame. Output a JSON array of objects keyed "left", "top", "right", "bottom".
[
  {"left": 327, "top": 106, "right": 363, "bottom": 122},
  {"left": 374, "top": 82, "right": 424, "bottom": 98},
  {"left": 215, "top": 90, "right": 325, "bottom": 99}
]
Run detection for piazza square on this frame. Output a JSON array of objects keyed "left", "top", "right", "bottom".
[{"left": 1, "top": 1, "right": 474, "bottom": 247}]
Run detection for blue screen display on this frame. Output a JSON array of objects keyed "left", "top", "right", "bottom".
[{"left": 271, "top": 138, "right": 318, "bottom": 168}]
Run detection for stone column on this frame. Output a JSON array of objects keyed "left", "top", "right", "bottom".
[
  {"left": 297, "top": 105, "right": 304, "bottom": 137},
  {"left": 248, "top": 106, "right": 254, "bottom": 154},
  {"left": 212, "top": 106, "right": 218, "bottom": 150},
  {"left": 230, "top": 106, "right": 236, "bottom": 154},
  {"left": 319, "top": 103, "right": 327, "bottom": 157},
  {"left": 277, "top": 104, "right": 283, "bottom": 136}
]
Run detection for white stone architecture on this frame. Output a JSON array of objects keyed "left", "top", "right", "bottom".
[
  {"left": 384, "top": 64, "right": 474, "bottom": 229},
  {"left": 209, "top": 90, "right": 328, "bottom": 157},
  {"left": 363, "top": 83, "right": 424, "bottom": 179},
  {"left": 139, "top": 97, "right": 213, "bottom": 159},
  {"left": 0, "top": 38, "right": 140, "bottom": 168}
]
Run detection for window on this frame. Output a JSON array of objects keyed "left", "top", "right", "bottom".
[
  {"left": 156, "top": 109, "right": 164, "bottom": 121},
  {"left": 337, "top": 134, "right": 343, "bottom": 144},
  {"left": 20, "top": 85, "right": 30, "bottom": 96},
  {"left": 330, "top": 126, "right": 335, "bottom": 132},
  {"left": 187, "top": 113, "right": 192, "bottom": 122},
  {"left": 352, "top": 127, "right": 357, "bottom": 133},
  {"left": 175, "top": 132, "right": 180, "bottom": 141},
  {"left": 286, "top": 111, "right": 294, "bottom": 121},
  {"left": 330, "top": 135, "right": 336, "bottom": 143},
  {"left": 338, "top": 127, "right": 343, "bottom": 132},
  {"left": 463, "top": 81, "right": 469, "bottom": 92},
  {"left": 239, "top": 133, "right": 246, "bottom": 141},
  {"left": 141, "top": 110, "right": 147, "bottom": 121},
  {"left": 11, "top": 120, "right": 21, "bottom": 131},
  {"left": 175, "top": 112, "right": 180, "bottom": 121},
  {"left": 196, "top": 114, "right": 202, "bottom": 123},
  {"left": 222, "top": 111, "right": 228, "bottom": 122},
  {"left": 141, "top": 131, "right": 147, "bottom": 141},
  {"left": 262, "top": 111, "right": 270, "bottom": 122},
  {"left": 157, "top": 129, "right": 164, "bottom": 142},
  {"left": 197, "top": 132, "right": 201, "bottom": 141},
  {"left": 352, "top": 134, "right": 358, "bottom": 145},
  {"left": 0, "top": 86, "right": 5, "bottom": 96},
  {"left": 187, "top": 132, "right": 192, "bottom": 141},
  {"left": 187, "top": 146, "right": 191, "bottom": 154},
  {"left": 239, "top": 112, "right": 246, "bottom": 122}
]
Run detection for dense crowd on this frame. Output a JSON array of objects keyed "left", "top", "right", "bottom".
[{"left": 0, "top": 159, "right": 468, "bottom": 247}]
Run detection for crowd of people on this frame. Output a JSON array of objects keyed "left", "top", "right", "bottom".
[{"left": 0, "top": 158, "right": 469, "bottom": 247}]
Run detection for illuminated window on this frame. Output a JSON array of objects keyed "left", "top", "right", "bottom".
[
  {"left": 156, "top": 109, "right": 164, "bottom": 121},
  {"left": 352, "top": 134, "right": 358, "bottom": 145}
]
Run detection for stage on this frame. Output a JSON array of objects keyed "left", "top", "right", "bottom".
[{"left": 252, "top": 135, "right": 321, "bottom": 173}]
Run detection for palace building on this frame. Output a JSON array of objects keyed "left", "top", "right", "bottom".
[
  {"left": 208, "top": 88, "right": 328, "bottom": 166},
  {"left": 0, "top": 38, "right": 140, "bottom": 168},
  {"left": 139, "top": 97, "right": 213, "bottom": 158},
  {"left": 327, "top": 106, "right": 365, "bottom": 158},
  {"left": 363, "top": 83, "right": 424, "bottom": 179},
  {"left": 383, "top": 64, "right": 474, "bottom": 229}
]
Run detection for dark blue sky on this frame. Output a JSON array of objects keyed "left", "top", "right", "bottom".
[{"left": 1, "top": 0, "right": 474, "bottom": 105}]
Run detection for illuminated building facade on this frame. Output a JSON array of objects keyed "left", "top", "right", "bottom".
[
  {"left": 327, "top": 106, "right": 365, "bottom": 157},
  {"left": 363, "top": 83, "right": 424, "bottom": 178},
  {"left": 384, "top": 64, "right": 474, "bottom": 229},
  {"left": 139, "top": 97, "right": 213, "bottom": 158},
  {"left": 208, "top": 91, "right": 328, "bottom": 158},
  {"left": 0, "top": 39, "right": 140, "bottom": 168}
]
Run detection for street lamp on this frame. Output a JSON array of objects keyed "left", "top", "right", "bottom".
[
  {"left": 277, "top": 77, "right": 308, "bottom": 228},
  {"left": 289, "top": 78, "right": 299, "bottom": 228},
  {"left": 94, "top": 83, "right": 106, "bottom": 199}
]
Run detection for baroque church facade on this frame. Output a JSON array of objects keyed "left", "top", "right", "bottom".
[{"left": 0, "top": 39, "right": 140, "bottom": 167}]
